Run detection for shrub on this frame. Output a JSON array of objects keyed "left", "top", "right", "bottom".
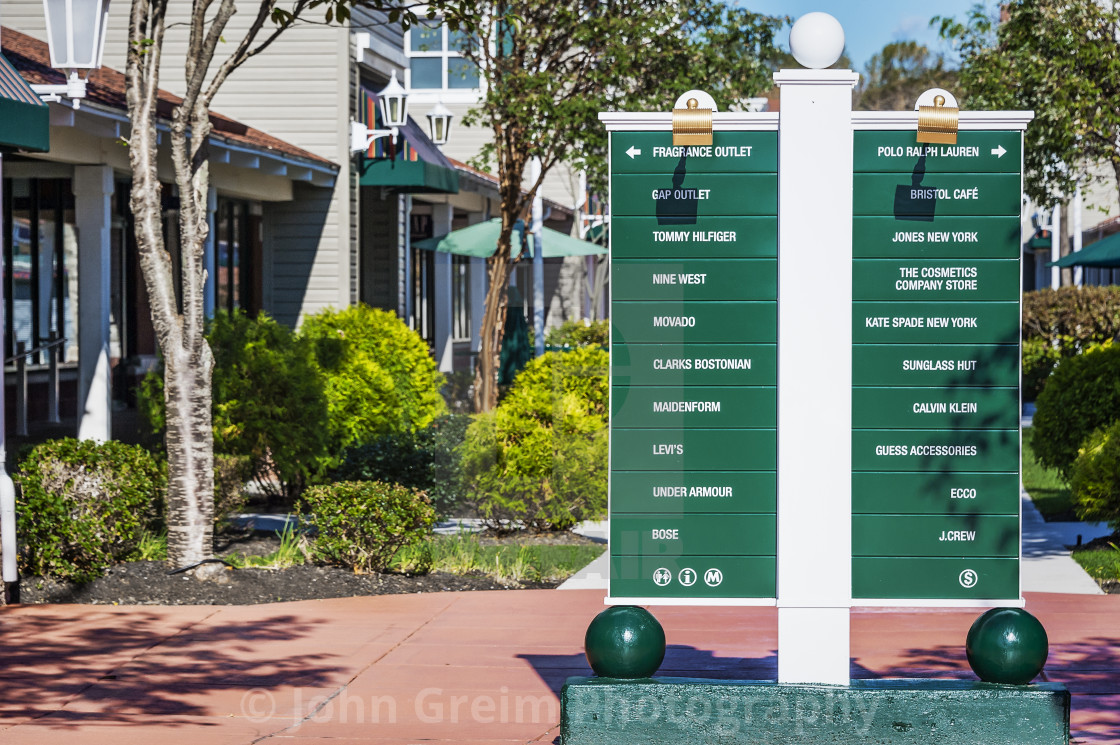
[
  {"left": 1032, "top": 341, "right": 1120, "bottom": 477},
  {"left": 298, "top": 481, "right": 435, "bottom": 572},
  {"left": 331, "top": 414, "right": 471, "bottom": 517},
  {"left": 545, "top": 319, "right": 609, "bottom": 349},
  {"left": 1022, "top": 286, "right": 1120, "bottom": 344},
  {"left": 138, "top": 310, "right": 330, "bottom": 501},
  {"left": 214, "top": 454, "right": 251, "bottom": 530},
  {"left": 16, "top": 439, "right": 166, "bottom": 581},
  {"left": 460, "top": 346, "right": 608, "bottom": 531},
  {"left": 1022, "top": 337, "right": 1061, "bottom": 402},
  {"left": 1069, "top": 421, "right": 1120, "bottom": 530},
  {"left": 300, "top": 305, "right": 446, "bottom": 450}
]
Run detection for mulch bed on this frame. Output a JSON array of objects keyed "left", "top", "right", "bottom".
[
  {"left": 13, "top": 528, "right": 599, "bottom": 606},
  {"left": 18, "top": 562, "right": 556, "bottom": 606}
]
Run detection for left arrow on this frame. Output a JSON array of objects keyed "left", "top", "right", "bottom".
[{"left": 626, "top": 145, "right": 641, "bottom": 159}]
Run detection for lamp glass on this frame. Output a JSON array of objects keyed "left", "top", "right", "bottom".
[{"left": 43, "top": 0, "right": 108, "bottom": 69}]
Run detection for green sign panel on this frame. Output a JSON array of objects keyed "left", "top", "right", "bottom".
[
  {"left": 612, "top": 173, "right": 777, "bottom": 218},
  {"left": 609, "top": 128, "right": 779, "bottom": 601},
  {"left": 612, "top": 343, "right": 776, "bottom": 387},
  {"left": 852, "top": 344, "right": 1019, "bottom": 387},
  {"left": 612, "top": 301, "right": 777, "bottom": 344},
  {"left": 613, "top": 258, "right": 776, "bottom": 302},
  {"left": 611, "top": 514, "right": 776, "bottom": 556},
  {"left": 851, "top": 386, "right": 1020, "bottom": 429},
  {"left": 852, "top": 259, "right": 1019, "bottom": 302},
  {"left": 611, "top": 217, "right": 777, "bottom": 259},
  {"left": 853, "top": 301, "right": 1020, "bottom": 344},
  {"left": 611, "top": 386, "right": 775, "bottom": 429},
  {"left": 853, "top": 131, "right": 1022, "bottom": 173},
  {"left": 852, "top": 129, "right": 1023, "bottom": 601},
  {"left": 852, "top": 472, "right": 1022, "bottom": 515},
  {"left": 611, "top": 428, "right": 776, "bottom": 471},
  {"left": 611, "top": 555, "right": 776, "bottom": 599},
  {"left": 612, "top": 131, "right": 778, "bottom": 174},
  {"left": 853, "top": 173, "right": 1021, "bottom": 217},
  {"left": 610, "top": 471, "right": 776, "bottom": 514},
  {"left": 853, "top": 557, "right": 1018, "bottom": 600},
  {"left": 853, "top": 216, "right": 1020, "bottom": 259},
  {"left": 853, "top": 514, "right": 1019, "bottom": 557},
  {"left": 851, "top": 429, "right": 1019, "bottom": 472}
]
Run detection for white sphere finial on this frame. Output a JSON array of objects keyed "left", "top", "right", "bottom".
[{"left": 789, "top": 12, "right": 845, "bottom": 69}]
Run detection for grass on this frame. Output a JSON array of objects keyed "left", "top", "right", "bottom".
[
  {"left": 132, "top": 523, "right": 604, "bottom": 583},
  {"left": 224, "top": 523, "right": 309, "bottom": 569},
  {"left": 1022, "top": 428, "right": 1078, "bottom": 521},
  {"left": 389, "top": 533, "right": 606, "bottom": 584},
  {"left": 1071, "top": 541, "right": 1120, "bottom": 582}
]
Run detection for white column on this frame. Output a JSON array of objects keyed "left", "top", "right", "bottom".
[
  {"left": 431, "top": 203, "right": 454, "bottom": 372},
  {"left": 0, "top": 155, "right": 17, "bottom": 588},
  {"left": 1072, "top": 185, "right": 1083, "bottom": 287},
  {"left": 774, "top": 67, "right": 859, "bottom": 686},
  {"left": 530, "top": 157, "right": 545, "bottom": 357},
  {"left": 203, "top": 187, "right": 218, "bottom": 316},
  {"left": 402, "top": 195, "right": 413, "bottom": 323},
  {"left": 74, "top": 165, "right": 115, "bottom": 443},
  {"left": 1050, "top": 204, "right": 1061, "bottom": 290}
]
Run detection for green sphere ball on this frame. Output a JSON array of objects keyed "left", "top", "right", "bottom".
[
  {"left": 966, "top": 607, "right": 1049, "bottom": 685},
  {"left": 585, "top": 605, "right": 666, "bottom": 679}
]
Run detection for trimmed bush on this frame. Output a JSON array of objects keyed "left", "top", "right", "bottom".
[
  {"left": 298, "top": 481, "right": 435, "bottom": 572},
  {"left": 1069, "top": 421, "right": 1120, "bottom": 530},
  {"left": 1022, "top": 286, "right": 1120, "bottom": 344},
  {"left": 460, "top": 347, "right": 608, "bottom": 531},
  {"left": 139, "top": 310, "right": 330, "bottom": 501},
  {"left": 331, "top": 414, "right": 472, "bottom": 518},
  {"left": 1032, "top": 341, "right": 1120, "bottom": 477},
  {"left": 16, "top": 439, "right": 166, "bottom": 582},
  {"left": 1022, "top": 337, "right": 1061, "bottom": 402},
  {"left": 300, "top": 305, "right": 446, "bottom": 450},
  {"left": 545, "top": 319, "right": 609, "bottom": 349}
]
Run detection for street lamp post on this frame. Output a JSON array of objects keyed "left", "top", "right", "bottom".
[{"left": 350, "top": 71, "right": 411, "bottom": 154}]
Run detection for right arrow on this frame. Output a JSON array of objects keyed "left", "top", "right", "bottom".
[{"left": 992, "top": 145, "right": 1007, "bottom": 158}]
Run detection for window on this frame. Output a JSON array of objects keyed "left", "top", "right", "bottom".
[
  {"left": 4, "top": 178, "right": 78, "bottom": 364},
  {"left": 215, "top": 197, "right": 259, "bottom": 314},
  {"left": 407, "top": 20, "right": 479, "bottom": 91},
  {"left": 452, "top": 254, "right": 471, "bottom": 339}
]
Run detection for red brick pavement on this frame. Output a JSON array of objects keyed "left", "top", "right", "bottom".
[{"left": 0, "top": 590, "right": 1115, "bottom": 744}]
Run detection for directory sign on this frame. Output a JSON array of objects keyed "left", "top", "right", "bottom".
[
  {"left": 609, "top": 130, "right": 779, "bottom": 601},
  {"left": 851, "top": 130, "right": 1023, "bottom": 601}
]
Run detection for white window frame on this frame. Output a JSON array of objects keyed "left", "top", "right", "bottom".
[{"left": 404, "top": 16, "right": 485, "bottom": 105}]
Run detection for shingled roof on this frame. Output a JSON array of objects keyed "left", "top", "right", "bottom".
[{"left": 2, "top": 26, "right": 337, "bottom": 170}]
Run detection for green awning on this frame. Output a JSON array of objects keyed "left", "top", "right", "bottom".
[
  {"left": 1027, "top": 234, "right": 1052, "bottom": 250},
  {"left": 1048, "top": 231, "right": 1120, "bottom": 268},
  {"left": 0, "top": 54, "right": 48, "bottom": 153},
  {"left": 358, "top": 158, "right": 459, "bottom": 194},
  {"left": 412, "top": 218, "right": 607, "bottom": 258}
]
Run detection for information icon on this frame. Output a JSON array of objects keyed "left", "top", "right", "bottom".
[
  {"left": 653, "top": 567, "right": 672, "bottom": 586},
  {"left": 704, "top": 568, "right": 723, "bottom": 587},
  {"left": 678, "top": 568, "right": 697, "bottom": 586},
  {"left": 959, "top": 569, "right": 979, "bottom": 588}
]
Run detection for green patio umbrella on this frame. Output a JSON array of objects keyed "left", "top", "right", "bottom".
[
  {"left": 1048, "top": 231, "right": 1120, "bottom": 268},
  {"left": 411, "top": 218, "right": 606, "bottom": 258}
]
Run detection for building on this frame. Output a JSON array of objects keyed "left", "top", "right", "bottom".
[{"left": 1, "top": 6, "right": 601, "bottom": 443}]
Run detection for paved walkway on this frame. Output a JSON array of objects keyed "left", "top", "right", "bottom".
[{"left": 0, "top": 590, "right": 1116, "bottom": 744}]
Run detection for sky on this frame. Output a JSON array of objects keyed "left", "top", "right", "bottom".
[{"left": 741, "top": 0, "right": 993, "bottom": 73}]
